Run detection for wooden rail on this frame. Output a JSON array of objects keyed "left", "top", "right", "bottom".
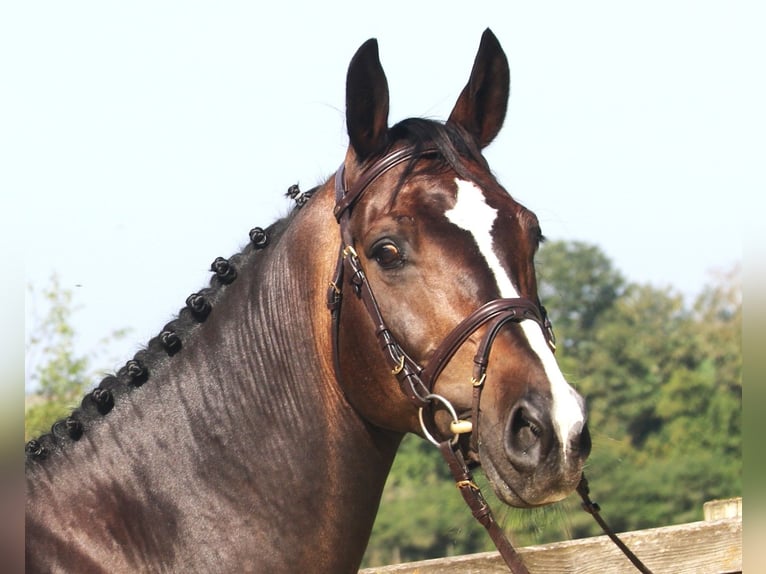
[{"left": 360, "top": 498, "right": 742, "bottom": 574}]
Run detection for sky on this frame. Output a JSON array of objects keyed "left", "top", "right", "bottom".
[{"left": 7, "top": 1, "right": 763, "bottom": 388}]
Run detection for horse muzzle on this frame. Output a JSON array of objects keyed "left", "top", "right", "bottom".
[{"left": 480, "top": 388, "right": 591, "bottom": 507}]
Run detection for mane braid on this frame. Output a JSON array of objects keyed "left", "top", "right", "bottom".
[{"left": 25, "top": 188, "right": 311, "bottom": 467}]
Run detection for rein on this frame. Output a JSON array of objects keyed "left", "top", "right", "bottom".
[{"left": 327, "top": 146, "right": 653, "bottom": 573}]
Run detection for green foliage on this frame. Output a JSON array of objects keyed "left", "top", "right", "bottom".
[
  {"left": 363, "top": 241, "right": 741, "bottom": 566},
  {"left": 536, "top": 240, "right": 625, "bottom": 355},
  {"left": 24, "top": 275, "right": 128, "bottom": 441},
  {"left": 571, "top": 267, "right": 742, "bottom": 535}
]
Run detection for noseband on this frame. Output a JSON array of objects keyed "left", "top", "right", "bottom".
[{"left": 326, "top": 145, "right": 653, "bottom": 574}]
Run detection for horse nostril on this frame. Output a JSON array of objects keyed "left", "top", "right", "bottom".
[
  {"left": 574, "top": 422, "right": 592, "bottom": 459},
  {"left": 506, "top": 400, "right": 549, "bottom": 470},
  {"left": 511, "top": 407, "right": 541, "bottom": 447}
]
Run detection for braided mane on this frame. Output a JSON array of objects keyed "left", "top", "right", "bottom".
[{"left": 25, "top": 185, "right": 317, "bottom": 466}]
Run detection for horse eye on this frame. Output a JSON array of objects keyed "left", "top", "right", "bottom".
[{"left": 372, "top": 241, "right": 404, "bottom": 269}]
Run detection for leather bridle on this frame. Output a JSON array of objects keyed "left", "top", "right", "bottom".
[
  {"left": 328, "top": 145, "right": 555, "bottom": 416},
  {"left": 326, "top": 145, "right": 653, "bottom": 574}
]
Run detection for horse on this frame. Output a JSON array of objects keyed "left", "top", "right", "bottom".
[{"left": 25, "top": 29, "right": 591, "bottom": 573}]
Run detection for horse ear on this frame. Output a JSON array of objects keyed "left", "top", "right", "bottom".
[
  {"left": 346, "top": 39, "right": 390, "bottom": 161},
  {"left": 448, "top": 28, "right": 510, "bottom": 149}
]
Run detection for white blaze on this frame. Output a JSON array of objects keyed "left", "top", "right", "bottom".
[{"left": 445, "top": 179, "right": 585, "bottom": 457}]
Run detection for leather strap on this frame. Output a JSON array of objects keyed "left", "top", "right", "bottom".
[
  {"left": 419, "top": 298, "right": 546, "bottom": 391},
  {"left": 577, "top": 475, "right": 654, "bottom": 573},
  {"left": 439, "top": 441, "right": 530, "bottom": 574},
  {"left": 334, "top": 146, "right": 439, "bottom": 221},
  {"left": 339, "top": 243, "right": 430, "bottom": 406}
]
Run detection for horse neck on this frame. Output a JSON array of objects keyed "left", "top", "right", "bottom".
[{"left": 26, "top": 184, "right": 402, "bottom": 573}]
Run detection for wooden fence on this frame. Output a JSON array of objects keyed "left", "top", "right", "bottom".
[{"left": 360, "top": 498, "right": 742, "bottom": 574}]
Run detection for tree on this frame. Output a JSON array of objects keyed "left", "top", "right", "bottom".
[
  {"left": 25, "top": 275, "right": 128, "bottom": 441},
  {"left": 536, "top": 240, "right": 625, "bottom": 357},
  {"left": 545, "top": 253, "right": 741, "bottom": 537}
]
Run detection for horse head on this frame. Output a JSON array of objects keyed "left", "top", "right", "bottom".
[{"left": 333, "top": 29, "right": 591, "bottom": 508}]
